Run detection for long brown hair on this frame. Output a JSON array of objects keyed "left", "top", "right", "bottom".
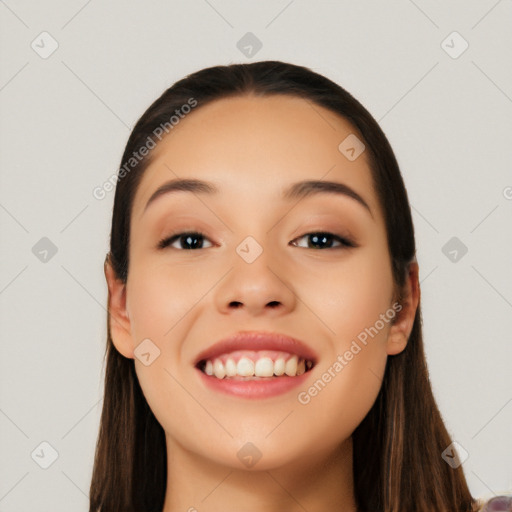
[{"left": 90, "top": 60, "right": 478, "bottom": 512}]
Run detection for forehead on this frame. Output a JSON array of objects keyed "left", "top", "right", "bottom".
[{"left": 131, "top": 94, "right": 380, "bottom": 220}]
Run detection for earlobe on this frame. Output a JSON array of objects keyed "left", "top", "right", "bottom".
[
  {"left": 104, "top": 254, "right": 134, "bottom": 359},
  {"left": 386, "top": 331, "right": 408, "bottom": 355},
  {"left": 386, "top": 260, "right": 420, "bottom": 356}
]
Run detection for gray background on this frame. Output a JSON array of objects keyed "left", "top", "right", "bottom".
[{"left": 1, "top": 1, "right": 511, "bottom": 510}]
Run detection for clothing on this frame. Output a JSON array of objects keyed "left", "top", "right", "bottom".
[{"left": 478, "top": 495, "right": 512, "bottom": 511}]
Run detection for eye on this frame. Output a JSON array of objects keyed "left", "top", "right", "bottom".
[
  {"left": 291, "top": 231, "right": 356, "bottom": 250},
  {"left": 157, "top": 230, "right": 356, "bottom": 251},
  {"left": 157, "top": 231, "right": 213, "bottom": 250}
]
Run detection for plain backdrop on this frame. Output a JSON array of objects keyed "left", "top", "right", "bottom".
[{"left": 0, "top": 1, "right": 511, "bottom": 510}]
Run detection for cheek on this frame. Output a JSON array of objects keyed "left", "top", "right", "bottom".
[
  {"left": 124, "top": 267, "right": 205, "bottom": 422},
  {"left": 292, "top": 250, "right": 393, "bottom": 436},
  {"left": 127, "top": 267, "right": 219, "bottom": 452},
  {"left": 303, "top": 247, "right": 394, "bottom": 351},
  {"left": 126, "top": 264, "right": 207, "bottom": 342},
  {"left": 296, "top": 348, "right": 387, "bottom": 449}
]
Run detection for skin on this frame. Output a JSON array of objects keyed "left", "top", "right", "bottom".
[{"left": 105, "top": 95, "right": 420, "bottom": 512}]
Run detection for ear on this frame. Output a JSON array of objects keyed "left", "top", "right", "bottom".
[
  {"left": 386, "top": 260, "right": 420, "bottom": 356},
  {"left": 104, "top": 254, "right": 134, "bottom": 359}
]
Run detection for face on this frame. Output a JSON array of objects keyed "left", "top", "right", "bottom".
[{"left": 107, "top": 94, "right": 416, "bottom": 472}]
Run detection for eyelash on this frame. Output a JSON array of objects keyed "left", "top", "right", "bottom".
[{"left": 157, "top": 231, "right": 357, "bottom": 251}]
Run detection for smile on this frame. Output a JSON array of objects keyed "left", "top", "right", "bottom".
[
  {"left": 197, "top": 350, "right": 315, "bottom": 379},
  {"left": 193, "top": 330, "right": 318, "bottom": 398}
]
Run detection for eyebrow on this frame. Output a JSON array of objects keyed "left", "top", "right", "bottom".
[{"left": 143, "top": 178, "right": 373, "bottom": 217}]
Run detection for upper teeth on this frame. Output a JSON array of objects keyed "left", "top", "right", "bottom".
[{"left": 203, "top": 353, "right": 312, "bottom": 379}]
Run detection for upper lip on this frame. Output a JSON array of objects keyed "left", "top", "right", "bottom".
[{"left": 193, "top": 330, "right": 319, "bottom": 366}]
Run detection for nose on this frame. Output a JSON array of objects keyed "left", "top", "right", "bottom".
[{"left": 213, "top": 243, "right": 297, "bottom": 318}]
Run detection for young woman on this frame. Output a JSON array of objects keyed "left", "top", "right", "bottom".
[{"left": 89, "top": 60, "right": 510, "bottom": 512}]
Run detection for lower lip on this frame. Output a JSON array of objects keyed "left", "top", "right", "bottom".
[{"left": 196, "top": 368, "right": 311, "bottom": 399}]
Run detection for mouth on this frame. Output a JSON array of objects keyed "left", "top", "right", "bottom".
[
  {"left": 193, "top": 331, "right": 318, "bottom": 398},
  {"left": 196, "top": 350, "right": 315, "bottom": 379}
]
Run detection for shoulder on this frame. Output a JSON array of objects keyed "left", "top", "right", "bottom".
[{"left": 476, "top": 495, "right": 512, "bottom": 511}]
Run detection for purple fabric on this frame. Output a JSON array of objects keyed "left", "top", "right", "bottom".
[{"left": 482, "top": 496, "right": 512, "bottom": 512}]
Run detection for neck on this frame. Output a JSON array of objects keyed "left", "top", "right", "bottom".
[{"left": 162, "top": 436, "right": 357, "bottom": 512}]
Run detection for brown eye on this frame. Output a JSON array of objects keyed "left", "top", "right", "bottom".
[
  {"left": 158, "top": 231, "right": 213, "bottom": 250},
  {"left": 291, "top": 232, "right": 356, "bottom": 250}
]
